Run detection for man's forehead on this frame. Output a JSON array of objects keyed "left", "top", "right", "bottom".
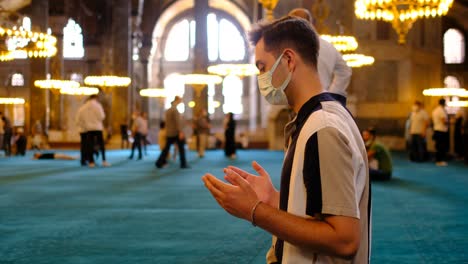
[{"left": 254, "top": 39, "right": 273, "bottom": 62}]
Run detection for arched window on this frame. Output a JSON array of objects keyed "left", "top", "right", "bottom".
[
  {"left": 163, "top": 74, "right": 186, "bottom": 113},
  {"left": 164, "top": 19, "right": 191, "bottom": 61},
  {"left": 444, "top": 76, "right": 463, "bottom": 114},
  {"left": 11, "top": 73, "right": 24, "bottom": 86},
  {"left": 164, "top": 13, "right": 246, "bottom": 62},
  {"left": 162, "top": 12, "right": 247, "bottom": 115},
  {"left": 63, "top": 19, "right": 85, "bottom": 59},
  {"left": 444, "top": 29, "right": 465, "bottom": 64},
  {"left": 222, "top": 75, "right": 243, "bottom": 114}
]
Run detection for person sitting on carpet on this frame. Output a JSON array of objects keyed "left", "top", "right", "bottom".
[
  {"left": 33, "top": 152, "right": 77, "bottom": 160},
  {"left": 362, "top": 127, "right": 393, "bottom": 181}
]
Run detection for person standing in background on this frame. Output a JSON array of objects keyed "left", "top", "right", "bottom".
[
  {"left": 76, "top": 99, "right": 89, "bottom": 166},
  {"left": 454, "top": 108, "right": 465, "bottom": 160},
  {"left": 82, "top": 94, "right": 110, "bottom": 168},
  {"left": 224, "top": 112, "right": 236, "bottom": 159},
  {"left": 432, "top": 98, "right": 449, "bottom": 166},
  {"left": 409, "top": 100, "right": 429, "bottom": 162},
  {"left": 195, "top": 109, "right": 211, "bottom": 158},
  {"left": 0, "top": 112, "right": 12, "bottom": 157}
]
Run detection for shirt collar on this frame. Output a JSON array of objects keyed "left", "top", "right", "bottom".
[{"left": 295, "top": 92, "right": 335, "bottom": 127}]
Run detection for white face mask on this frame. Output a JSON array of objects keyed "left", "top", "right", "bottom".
[{"left": 257, "top": 53, "right": 292, "bottom": 105}]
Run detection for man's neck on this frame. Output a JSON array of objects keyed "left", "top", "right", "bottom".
[{"left": 288, "top": 67, "right": 324, "bottom": 113}]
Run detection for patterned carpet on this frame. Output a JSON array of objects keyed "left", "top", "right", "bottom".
[{"left": 0, "top": 147, "right": 467, "bottom": 263}]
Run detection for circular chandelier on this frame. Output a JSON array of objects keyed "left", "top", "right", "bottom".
[
  {"left": 183, "top": 74, "right": 223, "bottom": 96},
  {"left": 207, "top": 64, "right": 259, "bottom": 77},
  {"left": 342, "top": 54, "right": 375, "bottom": 68},
  {"left": 139, "top": 88, "right": 166, "bottom": 98},
  {"left": 447, "top": 101, "right": 468, "bottom": 108},
  {"left": 322, "top": 35, "right": 375, "bottom": 68},
  {"left": 60, "top": 86, "right": 99, "bottom": 96},
  {"left": 0, "top": 97, "right": 25, "bottom": 104},
  {"left": 422, "top": 88, "right": 468, "bottom": 97},
  {"left": 355, "top": 0, "right": 454, "bottom": 44},
  {"left": 84, "top": 76, "right": 131, "bottom": 87},
  {"left": 183, "top": 74, "right": 223, "bottom": 86},
  {"left": 321, "top": 35, "right": 359, "bottom": 52},
  {"left": 34, "top": 79, "right": 80, "bottom": 89}
]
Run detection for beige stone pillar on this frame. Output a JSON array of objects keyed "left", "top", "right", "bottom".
[
  {"left": 192, "top": 0, "right": 209, "bottom": 115},
  {"left": 27, "top": 0, "right": 48, "bottom": 134}
]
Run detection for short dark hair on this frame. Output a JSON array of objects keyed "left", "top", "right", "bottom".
[
  {"left": 248, "top": 16, "right": 319, "bottom": 68},
  {"left": 367, "top": 127, "right": 376, "bottom": 137},
  {"left": 439, "top": 98, "right": 446, "bottom": 106}
]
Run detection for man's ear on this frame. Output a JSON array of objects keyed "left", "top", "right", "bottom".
[{"left": 283, "top": 49, "right": 296, "bottom": 71}]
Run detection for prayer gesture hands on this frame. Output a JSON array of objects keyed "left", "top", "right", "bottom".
[{"left": 202, "top": 161, "right": 279, "bottom": 221}]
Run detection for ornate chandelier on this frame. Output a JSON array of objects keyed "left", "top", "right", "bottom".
[
  {"left": 342, "top": 53, "right": 375, "bottom": 68},
  {"left": 355, "top": 0, "right": 454, "bottom": 44},
  {"left": 84, "top": 76, "right": 131, "bottom": 87},
  {"left": 139, "top": 88, "right": 166, "bottom": 98},
  {"left": 207, "top": 64, "right": 259, "bottom": 77},
  {"left": 258, "top": 0, "right": 280, "bottom": 21},
  {"left": 60, "top": 86, "right": 99, "bottom": 96},
  {"left": 321, "top": 35, "right": 358, "bottom": 53},
  {"left": 0, "top": 97, "right": 25, "bottom": 104},
  {"left": 0, "top": 11, "right": 57, "bottom": 61},
  {"left": 422, "top": 87, "right": 468, "bottom": 97},
  {"left": 183, "top": 74, "right": 223, "bottom": 96},
  {"left": 34, "top": 79, "right": 80, "bottom": 90},
  {"left": 321, "top": 34, "right": 375, "bottom": 68}
]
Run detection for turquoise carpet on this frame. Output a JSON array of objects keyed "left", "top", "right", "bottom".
[{"left": 0, "top": 148, "right": 467, "bottom": 263}]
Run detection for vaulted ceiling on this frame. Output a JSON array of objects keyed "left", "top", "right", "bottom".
[{"left": 5, "top": 0, "right": 468, "bottom": 46}]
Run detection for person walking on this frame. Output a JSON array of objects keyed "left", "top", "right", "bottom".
[
  {"left": 128, "top": 111, "right": 145, "bottom": 160},
  {"left": 155, "top": 96, "right": 189, "bottom": 169}
]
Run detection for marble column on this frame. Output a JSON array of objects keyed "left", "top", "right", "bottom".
[
  {"left": 26, "top": 0, "right": 48, "bottom": 134},
  {"left": 110, "top": 0, "right": 131, "bottom": 133},
  {"left": 138, "top": 45, "right": 151, "bottom": 115},
  {"left": 48, "top": 16, "right": 67, "bottom": 130},
  {"left": 192, "top": 0, "right": 209, "bottom": 115}
]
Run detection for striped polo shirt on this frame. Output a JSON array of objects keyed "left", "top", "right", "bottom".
[{"left": 268, "top": 93, "right": 370, "bottom": 264}]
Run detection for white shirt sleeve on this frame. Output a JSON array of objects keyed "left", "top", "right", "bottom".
[{"left": 318, "top": 38, "right": 352, "bottom": 97}]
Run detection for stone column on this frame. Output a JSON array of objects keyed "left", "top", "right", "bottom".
[
  {"left": 192, "top": 0, "right": 209, "bottom": 115},
  {"left": 27, "top": 0, "right": 48, "bottom": 134},
  {"left": 48, "top": 16, "right": 67, "bottom": 130},
  {"left": 110, "top": 0, "right": 131, "bottom": 134},
  {"left": 139, "top": 45, "right": 151, "bottom": 115}
]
